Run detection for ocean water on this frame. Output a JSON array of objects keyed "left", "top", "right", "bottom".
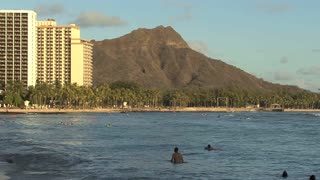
[{"left": 0, "top": 111, "right": 319, "bottom": 180}]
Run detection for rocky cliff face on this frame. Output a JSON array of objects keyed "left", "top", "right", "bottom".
[{"left": 92, "top": 26, "right": 301, "bottom": 92}]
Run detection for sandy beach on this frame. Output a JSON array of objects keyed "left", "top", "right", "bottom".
[{"left": 1, "top": 107, "right": 320, "bottom": 114}]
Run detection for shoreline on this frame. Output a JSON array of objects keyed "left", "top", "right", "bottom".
[{"left": 1, "top": 107, "right": 320, "bottom": 114}]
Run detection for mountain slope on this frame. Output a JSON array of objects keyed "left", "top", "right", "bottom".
[{"left": 92, "top": 26, "right": 302, "bottom": 92}]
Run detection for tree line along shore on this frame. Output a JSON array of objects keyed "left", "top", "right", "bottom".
[
  {"left": 1, "top": 107, "right": 320, "bottom": 114},
  {"left": 1, "top": 80, "right": 320, "bottom": 113}
]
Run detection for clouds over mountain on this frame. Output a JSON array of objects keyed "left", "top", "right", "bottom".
[
  {"left": 294, "top": 78, "right": 318, "bottom": 92},
  {"left": 33, "top": 2, "right": 127, "bottom": 28},
  {"left": 161, "top": 0, "right": 193, "bottom": 23},
  {"left": 280, "top": 56, "right": 288, "bottom": 64},
  {"left": 73, "top": 11, "right": 127, "bottom": 28},
  {"left": 171, "top": 5, "right": 192, "bottom": 22},
  {"left": 256, "top": 1, "right": 293, "bottom": 13},
  {"left": 188, "top": 40, "right": 209, "bottom": 56},
  {"left": 297, "top": 66, "right": 320, "bottom": 76},
  {"left": 34, "top": 3, "right": 65, "bottom": 16},
  {"left": 274, "top": 71, "right": 294, "bottom": 81}
]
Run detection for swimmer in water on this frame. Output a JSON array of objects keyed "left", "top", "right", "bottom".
[
  {"left": 309, "top": 175, "right": 316, "bottom": 180},
  {"left": 204, "top": 144, "right": 215, "bottom": 151},
  {"left": 282, "top": 170, "right": 288, "bottom": 178},
  {"left": 171, "top": 147, "right": 184, "bottom": 164}
]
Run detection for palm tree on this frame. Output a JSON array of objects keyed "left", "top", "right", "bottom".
[
  {"left": 4, "top": 80, "right": 26, "bottom": 107},
  {"left": 53, "top": 80, "right": 63, "bottom": 108},
  {"left": 94, "top": 83, "right": 111, "bottom": 107},
  {"left": 61, "top": 82, "right": 77, "bottom": 108}
]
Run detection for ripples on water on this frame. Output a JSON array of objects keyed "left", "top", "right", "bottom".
[{"left": 0, "top": 112, "right": 320, "bottom": 179}]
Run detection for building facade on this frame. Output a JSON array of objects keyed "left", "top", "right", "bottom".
[
  {"left": 36, "top": 19, "right": 92, "bottom": 86},
  {"left": 71, "top": 38, "right": 93, "bottom": 86},
  {"left": 0, "top": 11, "right": 93, "bottom": 88},
  {"left": 0, "top": 10, "right": 37, "bottom": 87}
]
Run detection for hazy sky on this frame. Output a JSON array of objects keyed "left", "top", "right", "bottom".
[{"left": 3, "top": 0, "right": 320, "bottom": 92}]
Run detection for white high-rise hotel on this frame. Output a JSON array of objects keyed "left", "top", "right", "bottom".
[
  {"left": 0, "top": 10, "right": 92, "bottom": 87},
  {"left": 0, "top": 10, "right": 37, "bottom": 87}
]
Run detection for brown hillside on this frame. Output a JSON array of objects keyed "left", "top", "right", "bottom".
[{"left": 92, "top": 26, "right": 302, "bottom": 92}]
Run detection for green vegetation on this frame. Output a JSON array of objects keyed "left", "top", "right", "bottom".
[{"left": 1, "top": 80, "right": 320, "bottom": 109}]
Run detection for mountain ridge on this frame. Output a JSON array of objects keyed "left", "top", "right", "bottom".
[{"left": 92, "top": 25, "right": 304, "bottom": 93}]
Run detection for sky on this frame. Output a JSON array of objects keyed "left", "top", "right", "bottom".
[{"left": 2, "top": 0, "right": 320, "bottom": 92}]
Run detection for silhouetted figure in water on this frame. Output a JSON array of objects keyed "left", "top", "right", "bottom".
[
  {"left": 205, "top": 144, "right": 214, "bottom": 151},
  {"left": 171, "top": 147, "right": 184, "bottom": 164},
  {"left": 5, "top": 158, "right": 13, "bottom": 163},
  {"left": 310, "top": 175, "right": 316, "bottom": 180},
  {"left": 282, "top": 171, "right": 288, "bottom": 178}
]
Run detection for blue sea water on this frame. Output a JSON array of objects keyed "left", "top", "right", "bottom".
[{"left": 0, "top": 111, "right": 319, "bottom": 180}]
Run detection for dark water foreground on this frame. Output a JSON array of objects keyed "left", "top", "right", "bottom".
[{"left": 0, "top": 112, "right": 319, "bottom": 179}]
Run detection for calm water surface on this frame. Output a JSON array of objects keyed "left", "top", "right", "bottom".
[{"left": 0, "top": 112, "right": 319, "bottom": 179}]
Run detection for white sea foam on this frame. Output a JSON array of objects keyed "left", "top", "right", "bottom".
[
  {"left": 0, "top": 174, "right": 9, "bottom": 180},
  {"left": 309, "top": 113, "right": 320, "bottom": 117},
  {"left": 313, "top": 113, "right": 320, "bottom": 116}
]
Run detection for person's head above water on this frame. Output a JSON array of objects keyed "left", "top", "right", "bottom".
[
  {"left": 310, "top": 175, "right": 316, "bottom": 180},
  {"left": 208, "top": 144, "right": 211, "bottom": 148},
  {"left": 174, "top": 147, "right": 179, "bottom": 153},
  {"left": 282, "top": 171, "right": 288, "bottom": 178}
]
